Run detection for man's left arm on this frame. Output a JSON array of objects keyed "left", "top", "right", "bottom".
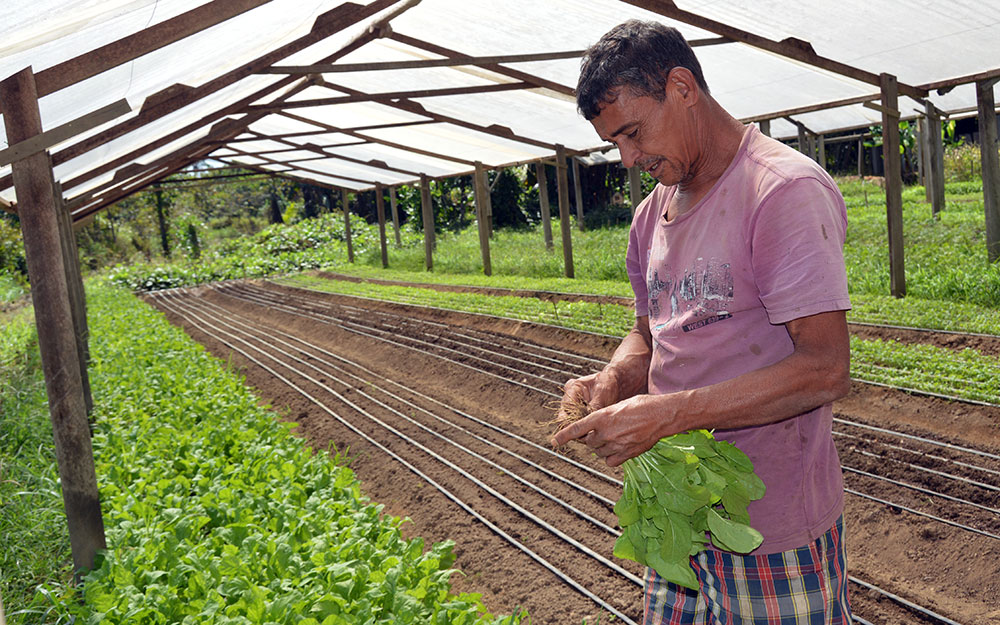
[{"left": 557, "top": 309, "right": 850, "bottom": 466}]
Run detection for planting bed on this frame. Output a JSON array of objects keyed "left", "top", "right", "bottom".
[{"left": 147, "top": 279, "right": 1000, "bottom": 625}]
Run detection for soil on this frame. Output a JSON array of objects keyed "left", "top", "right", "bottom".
[{"left": 146, "top": 280, "right": 1000, "bottom": 625}]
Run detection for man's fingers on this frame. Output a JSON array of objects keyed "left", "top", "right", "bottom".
[{"left": 550, "top": 414, "right": 595, "bottom": 447}]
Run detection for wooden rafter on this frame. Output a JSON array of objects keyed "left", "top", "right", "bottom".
[
  {"left": 33, "top": 0, "right": 277, "bottom": 97},
  {"left": 278, "top": 110, "right": 478, "bottom": 167},
  {"left": 623, "top": 0, "right": 928, "bottom": 100},
  {"left": 225, "top": 144, "right": 378, "bottom": 187},
  {"left": 245, "top": 81, "right": 534, "bottom": 113},
  {"left": 262, "top": 49, "right": 588, "bottom": 73},
  {"left": 316, "top": 80, "right": 559, "bottom": 150},
  {"left": 0, "top": 0, "right": 401, "bottom": 194},
  {"left": 0, "top": 99, "right": 131, "bottom": 168}
]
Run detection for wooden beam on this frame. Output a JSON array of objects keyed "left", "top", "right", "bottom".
[
  {"left": 977, "top": 79, "right": 1000, "bottom": 262},
  {"left": 389, "top": 33, "right": 576, "bottom": 98},
  {"left": 0, "top": 67, "right": 106, "bottom": 579},
  {"left": 572, "top": 158, "right": 585, "bottom": 230},
  {"left": 420, "top": 173, "right": 434, "bottom": 270},
  {"left": 317, "top": 80, "right": 560, "bottom": 150},
  {"left": 628, "top": 165, "right": 643, "bottom": 216},
  {"left": 375, "top": 182, "right": 388, "bottom": 268},
  {"left": 880, "top": 73, "right": 906, "bottom": 297},
  {"left": 624, "top": 0, "right": 927, "bottom": 100},
  {"left": 1, "top": 0, "right": 399, "bottom": 194},
  {"left": 555, "top": 145, "right": 575, "bottom": 278},
  {"left": 279, "top": 111, "right": 477, "bottom": 167},
  {"left": 389, "top": 185, "right": 402, "bottom": 246},
  {"left": 264, "top": 49, "right": 588, "bottom": 73},
  {"left": 246, "top": 81, "right": 533, "bottom": 113},
  {"left": 33, "top": 0, "right": 276, "bottom": 97},
  {"left": 341, "top": 187, "right": 354, "bottom": 263},
  {"left": 920, "top": 68, "right": 1000, "bottom": 94},
  {"left": 473, "top": 162, "right": 492, "bottom": 276},
  {"left": 924, "top": 101, "right": 945, "bottom": 218},
  {"left": 0, "top": 99, "right": 131, "bottom": 167},
  {"left": 536, "top": 162, "right": 553, "bottom": 249}
]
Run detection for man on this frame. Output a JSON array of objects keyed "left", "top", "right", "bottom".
[{"left": 551, "top": 20, "right": 853, "bottom": 624}]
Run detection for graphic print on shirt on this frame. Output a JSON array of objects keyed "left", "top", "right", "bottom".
[{"left": 648, "top": 257, "right": 734, "bottom": 332}]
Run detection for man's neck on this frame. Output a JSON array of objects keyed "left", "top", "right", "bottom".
[{"left": 667, "top": 102, "right": 746, "bottom": 221}]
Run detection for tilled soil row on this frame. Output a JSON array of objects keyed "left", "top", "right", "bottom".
[{"left": 145, "top": 281, "right": 1000, "bottom": 625}]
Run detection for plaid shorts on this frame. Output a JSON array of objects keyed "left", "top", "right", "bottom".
[{"left": 643, "top": 516, "right": 852, "bottom": 625}]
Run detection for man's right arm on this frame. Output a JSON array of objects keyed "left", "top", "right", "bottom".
[{"left": 558, "top": 316, "right": 652, "bottom": 419}]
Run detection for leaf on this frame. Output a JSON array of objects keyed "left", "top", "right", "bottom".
[
  {"left": 644, "top": 551, "right": 699, "bottom": 590},
  {"left": 613, "top": 494, "right": 640, "bottom": 527},
  {"left": 706, "top": 507, "right": 763, "bottom": 554}
]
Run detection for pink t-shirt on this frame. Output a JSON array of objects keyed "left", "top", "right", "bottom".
[{"left": 626, "top": 125, "right": 851, "bottom": 554}]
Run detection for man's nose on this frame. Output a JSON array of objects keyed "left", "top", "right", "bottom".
[{"left": 619, "top": 141, "right": 641, "bottom": 168}]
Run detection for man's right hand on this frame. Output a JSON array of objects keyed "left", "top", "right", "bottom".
[{"left": 559, "top": 368, "right": 624, "bottom": 423}]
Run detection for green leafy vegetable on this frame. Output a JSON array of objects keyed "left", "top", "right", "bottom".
[{"left": 612, "top": 430, "right": 765, "bottom": 589}]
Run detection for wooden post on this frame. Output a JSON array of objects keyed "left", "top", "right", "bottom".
[
  {"left": 555, "top": 145, "right": 575, "bottom": 278},
  {"left": 0, "top": 67, "right": 106, "bottom": 579},
  {"left": 473, "top": 162, "right": 492, "bottom": 276},
  {"left": 817, "top": 135, "right": 826, "bottom": 170},
  {"left": 857, "top": 138, "right": 864, "bottom": 177},
  {"left": 977, "top": 78, "right": 1000, "bottom": 263},
  {"left": 389, "top": 185, "right": 401, "bottom": 246},
  {"left": 54, "top": 181, "right": 93, "bottom": 416},
  {"left": 420, "top": 173, "right": 434, "bottom": 270},
  {"left": 758, "top": 119, "right": 771, "bottom": 137},
  {"left": 880, "top": 73, "right": 906, "bottom": 297},
  {"left": 375, "top": 182, "right": 388, "bottom": 268},
  {"left": 571, "top": 157, "right": 585, "bottom": 230},
  {"left": 628, "top": 165, "right": 643, "bottom": 217},
  {"left": 535, "top": 162, "right": 553, "bottom": 249},
  {"left": 916, "top": 116, "right": 928, "bottom": 191},
  {"left": 925, "top": 102, "right": 946, "bottom": 219},
  {"left": 797, "top": 124, "right": 808, "bottom": 157},
  {"left": 340, "top": 187, "right": 354, "bottom": 263}
]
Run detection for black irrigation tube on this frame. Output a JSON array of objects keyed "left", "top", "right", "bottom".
[
  {"left": 214, "top": 285, "right": 623, "bottom": 487},
  {"left": 848, "top": 576, "right": 965, "bottom": 625},
  {"left": 240, "top": 282, "right": 606, "bottom": 374},
  {"left": 155, "top": 290, "right": 643, "bottom": 624},
  {"left": 833, "top": 431, "right": 1000, "bottom": 480},
  {"left": 843, "top": 446, "right": 1000, "bottom": 494},
  {"left": 153, "top": 285, "right": 971, "bottom": 625},
  {"left": 847, "top": 376, "right": 1000, "bottom": 408},
  {"left": 213, "top": 282, "right": 1000, "bottom": 530},
  {"left": 833, "top": 418, "right": 1000, "bottom": 463},
  {"left": 848, "top": 320, "right": 1000, "bottom": 340},
  {"left": 183, "top": 293, "right": 621, "bottom": 523},
  {"left": 844, "top": 487, "right": 1000, "bottom": 541},
  {"left": 842, "top": 465, "right": 1000, "bottom": 517}
]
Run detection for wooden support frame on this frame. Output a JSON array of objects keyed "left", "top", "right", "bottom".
[
  {"left": 0, "top": 99, "right": 131, "bottom": 168},
  {"left": 420, "top": 173, "right": 434, "bottom": 270},
  {"left": 555, "top": 145, "right": 575, "bottom": 279},
  {"left": 880, "top": 73, "right": 906, "bottom": 297},
  {"left": 0, "top": 67, "right": 106, "bottom": 579},
  {"left": 924, "top": 101, "right": 946, "bottom": 218},
  {"left": 375, "top": 182, "right": 389, "bottom": 268},
  {"left": 389, "top": 186, "right": 402, "bottom": 246},
  {"left": 977, "top": 78, "right": 1000, "bottom": 262},
  {"left": 535, "top": 162, "right": 554, "bottom": 249},
  {"left": 341, "top": 187, "right": 354, "bottom": 263},
  {"left": 628, "top": 166, "right": 643, "bottom": 216},
  {"left": 263, "top": 49, "right": 588, "bottom": 73},
  {"left": 571, "top": 158, "right": 585, "bottom": 230},
  {"left": 473, "top": 162, "right": 493, "bottom": 276},
  {"left": 624, "top": 0, "right": 927, "bottom": 100}
]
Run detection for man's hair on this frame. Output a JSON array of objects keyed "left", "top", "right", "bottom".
[{"left": 577, "top": 20, "right": 710, "bottom": 120}]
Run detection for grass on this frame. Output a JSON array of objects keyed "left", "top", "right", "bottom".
[{"left": 0, "top": 307, "right": 74, "bottom": 624}]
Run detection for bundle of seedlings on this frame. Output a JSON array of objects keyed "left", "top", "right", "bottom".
[{"left": 554, "top": 400, "right": 765, "bottom": 589}]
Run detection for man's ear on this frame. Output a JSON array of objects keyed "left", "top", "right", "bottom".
[{"left": 666, "top": 67, "right": 699, "bottom": 106}]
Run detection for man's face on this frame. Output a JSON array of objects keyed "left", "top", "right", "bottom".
[{"left": 590, "top": 83, "right": 692, "bottom": 186}]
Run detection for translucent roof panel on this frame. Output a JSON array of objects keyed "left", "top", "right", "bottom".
[{"left": 3, "top": 0, "right": 999, "bottom": 205}]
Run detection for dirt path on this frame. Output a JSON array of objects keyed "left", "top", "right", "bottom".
[{"left": 147, "top": 281, "right": 1000, "bottom": 625}]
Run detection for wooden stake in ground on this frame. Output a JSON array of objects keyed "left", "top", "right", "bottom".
[
  {"left": 0, "top": 66, "right": 106, "bottom": 580},
  {"left": 880, "top": 72, "right": 906, "bottom": 297},
  {"left": 555, "top": 145, "right": 575, "bottom": 278}
]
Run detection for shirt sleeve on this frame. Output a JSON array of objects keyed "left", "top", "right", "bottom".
[
  {"left": 627, "top": 220, "right": 649, "bottom": 317},
  {"left": 749, "top": 176, "right": 851, "bottom": 325}
]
